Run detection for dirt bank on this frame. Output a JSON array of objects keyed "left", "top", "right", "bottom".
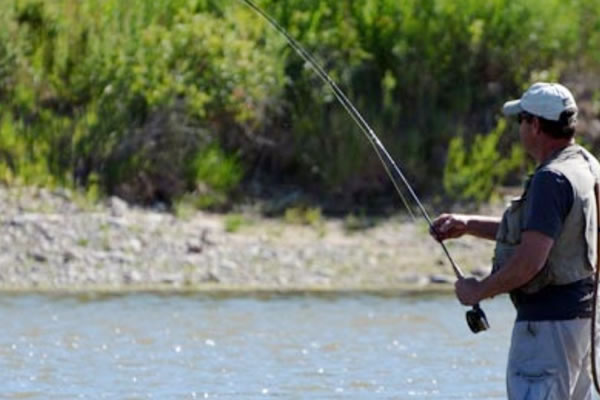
[{"left": 0, "top": 185, "right": 503, "bottom": 294}]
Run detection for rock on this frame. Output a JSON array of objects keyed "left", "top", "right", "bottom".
[
  {"left": 186, "top": 240, "right": 203, "bottom": 254},
  {"left": 108, "top": 196, "right": 128, "bottom": 217},
  {"left": 123, "top": 270, "right": 142, "bottom": 284},
  {"left": 27, "top": 251, "right": 48, "bottom": 263},
  {"left": 109, "top": 252, "right": 134, "bottom": 264},
  {"left": 220, "top": 259, "right": 238, "bottom": 271},
  {"left": 401, "top": 274, "right": 429, "bottom": 286},
  {"left": 203, "top": 271, "right": 220, "bottom": 283},
  {"left": 33, "top": 222, "right": 53, "bottom": 242},
  {"left": 152, "top": 202, "right": 168, "bottom": 213},
  {"left": 428, "top": 274, "right": 454, "bottom": 284},
  {"left": 106, "top": 216, "right": 129, "bottom": 230},
  {"left": 8, "top": 216, "right": 26, "bottom": 227},
  {"left": 0, "top": 184, "right": 500, "bottom": 291},
  {"left": 128, "top": 239, "right": 142, "bottom": 253},
  {"left": 200, "top": 229, "right": 215, "bottom": 246},
  {"left": 53, "top": 188, "right": 73, "bottom": 201},
  {"left": 63, "top": 249, "right": 79, "bottom": 263}
]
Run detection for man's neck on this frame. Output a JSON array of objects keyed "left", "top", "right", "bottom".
[{"left": 536, "top": 138, "right": 574, "bottom": 163}]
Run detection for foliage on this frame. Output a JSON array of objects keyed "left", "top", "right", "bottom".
[
  {"left": 343, "top": 212, "right": 376, "bottom": 232},
  {"left": 224, "top": 214, "right": 250, "bottom": 233},
  {"left": 443, "top": 119, "right": 525, "bottom": 203},
  {"left": 284, "top": 206, "right": 323, "bottom": 227},
  {"left": 0, "top": 0, "right": 599, "bottom": 208},
  {"left": 0, "top": 0, "right": 284, "bottom": 206},
  {"left": 187, "top": 145, "right": 243, "bottom": 208},
  {"left": 256, "top": 0, "right": 591, "bottom": 196}
]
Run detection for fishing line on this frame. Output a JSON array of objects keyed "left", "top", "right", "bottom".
[
  {"left": 240, "top": 0, "right": 489, "bottom": 333},
  {"left": 240, "top": 0, "right": 416, "bottom": 222}
]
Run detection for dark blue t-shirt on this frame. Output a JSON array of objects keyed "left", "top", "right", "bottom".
[
  {"left": 513, "top": 169, "right": 593, "bottom": 321},
  {"left": 523, "top": 170, "right": 573, "bottom": 238}
]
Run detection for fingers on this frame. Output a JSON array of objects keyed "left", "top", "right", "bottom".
[
  {"left": 429, "top": 213, "right": 452, "bottom": 240},
  {"left": 429, "top": 221, "right": 444, "bottom": 241},
  {"left": 454, "top": 277, "right": 482, "bottom": 306},
  {"left": 429, "top": 214, "right": 466, "bottom": 241}
]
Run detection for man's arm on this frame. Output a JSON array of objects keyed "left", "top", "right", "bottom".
[
  {"left": 455, "top": 230, "right": 554, "bottom": 305},
  {"left": 465, "top": 216, "right": 502, "bottom": 240},
  {"left": 431, "top": 214, "right": 501, "bottom": 241}
]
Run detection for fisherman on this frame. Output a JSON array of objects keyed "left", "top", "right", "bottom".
[{"left": 430, "top": 82, "right": 600, "bottom": 399}]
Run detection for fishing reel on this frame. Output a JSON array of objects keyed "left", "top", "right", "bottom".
[{"left": 466, "top": 304, "right": 489, "bottom": 333}]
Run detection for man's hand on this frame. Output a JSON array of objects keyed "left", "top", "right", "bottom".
[
  {"left": 455, "top": 277, "right": 483, "bottom": 306},
  {"left": 430, "top": 214, "right": 468, "bottom": 241}
]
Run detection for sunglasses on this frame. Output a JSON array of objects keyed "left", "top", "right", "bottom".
[{"left": 517, "top": 112, "right": 534, "bottom": 124}]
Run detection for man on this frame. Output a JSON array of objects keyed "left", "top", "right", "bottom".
[{"left": 431, "top": 82, "right": 600, "bottom": 399}]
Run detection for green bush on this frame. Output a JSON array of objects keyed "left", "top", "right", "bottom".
[
  {"left": 0, "top": 0, "right": 286, "bottom": 205},
  {"left": 443, "top": 119, "right": 525, "bottom": 203},
  {"left": 0, "top": 0, "right": 598, "bottom": 208},
  {"left": 224, "top": 214, "right": 250, "bottom": 233},
  {"left": 256, "top": 0, "right": 589, "bottom": 195},
  {"left": 187, "top": 145, "right": 243, "bottom": 208},
  {"left": 284, "top": 206, "right": 323, "bottom": 228}
]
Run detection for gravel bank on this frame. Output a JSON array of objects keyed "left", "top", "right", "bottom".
[{"left": 0, "top": 186, "right": 498, "bottom": 293}]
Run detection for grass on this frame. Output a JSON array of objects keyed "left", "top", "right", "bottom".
[
  {"left": 343, "top": 213, "right": 376, "bottom": 232},
  {"left": 284, "top": 206, "right": 323, "bottom": 226},
  {"left": 224, "top": 214, "right": 250, "bottom": 233}
]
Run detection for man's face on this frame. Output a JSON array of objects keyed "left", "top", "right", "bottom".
[{"left": 518, "top": 112, "right": 536, "bottom": 157}]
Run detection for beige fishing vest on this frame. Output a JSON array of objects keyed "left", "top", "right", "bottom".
[{"left": 493, "top": 145, "right": 600, "bottom": 294}]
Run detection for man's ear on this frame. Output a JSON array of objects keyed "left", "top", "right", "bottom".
[{"left": 531, "top": 116, "right": 542, "bottom": 135}]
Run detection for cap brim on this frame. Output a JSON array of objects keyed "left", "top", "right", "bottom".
[{"left": 502, "top": 100, "right": 523, "bottom": 116}]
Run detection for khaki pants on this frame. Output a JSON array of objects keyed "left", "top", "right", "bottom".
[{"left": 506, "top": 319, "right": 592, "bottom": 400}]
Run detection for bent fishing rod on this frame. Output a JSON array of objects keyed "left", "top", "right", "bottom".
[{"left": 240, "top": 0, "right": 489, "bottom": 333}]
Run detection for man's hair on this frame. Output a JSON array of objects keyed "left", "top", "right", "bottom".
[{"left": 535, "top": 109, "right": 577, "bottom": 139}]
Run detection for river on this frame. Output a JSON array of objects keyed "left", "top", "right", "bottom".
[{"left": 1, "top": 293, "right": 523, "bottom": 399}]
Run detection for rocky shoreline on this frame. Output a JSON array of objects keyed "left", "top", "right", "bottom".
[{"left": 0, "top": 186, "right": 498, "bottom": 294}]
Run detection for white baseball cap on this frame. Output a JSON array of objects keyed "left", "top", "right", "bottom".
[{"left": 502, "top": 82, "right": 577, "bottom": 121}]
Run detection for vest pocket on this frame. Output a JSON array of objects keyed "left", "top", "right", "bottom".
[
  {"left": 492, "top": 242, "right": 517, "bottom": 273},
  {"left": 494, "top": 196, "right": 527, "bottom": 272},
  {"left": 502, "top": 196, "right": 527, "bottom": 244}
]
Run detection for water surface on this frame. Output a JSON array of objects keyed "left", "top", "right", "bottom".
[{"left": 1, "top": 293, "right": 518, "bottom": 399}]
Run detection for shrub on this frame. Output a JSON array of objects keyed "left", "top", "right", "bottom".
[
  {"left": 0, "top": 0, "right": 598, "bottom": 208},
  {"left": 443, "top": 119, "right": 525, "bottom": 203}
]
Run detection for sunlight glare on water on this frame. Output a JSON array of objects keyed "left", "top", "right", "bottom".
[{"left": 0, "top": 293, "right": 520, "bottom": 398}]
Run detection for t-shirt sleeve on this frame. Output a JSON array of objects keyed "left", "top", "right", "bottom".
[{"left": 523, "top": 170, "right": 574, "bottom": 239}]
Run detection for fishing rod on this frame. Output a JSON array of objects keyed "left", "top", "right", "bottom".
[
  {"left": 591, "top": 184, "right": 600, "bottom": 393},
  {"left": 240, "top": 0, "right": 489, "bottom": 333}
]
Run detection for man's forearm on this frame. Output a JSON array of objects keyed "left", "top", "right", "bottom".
[
  {"left": 465, "top": 216, "right": 501, "bottom": 240},
  {"left": 479, "top": 252, "right": 535, "bottom": 299},
  {"left": 478, "top": 231, "right": 554, "bottom": 300}
]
